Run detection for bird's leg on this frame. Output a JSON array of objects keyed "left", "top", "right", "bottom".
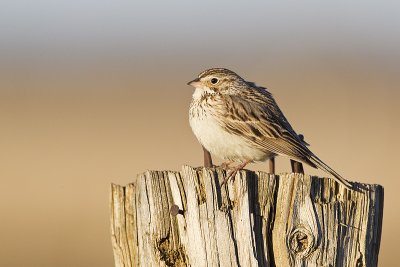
[
  {"left": 202, "top": 146, "right": 213, "bottom": 167},
  {"left": 290, "top": 133, "right": 305, "bottom": 174},
  {"left": 221, "top": 160, "right": 251, "bottom": 185},
  {"left": 296, "top": 162, "right": 304, "bottom": 174},
  {"left": 268, "top": 157, "right": 275, "bottom": 174},
  {"left": 290, "top": 159, "right": 304, "bottom": 174}
]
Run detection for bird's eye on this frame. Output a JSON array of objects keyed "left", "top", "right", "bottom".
[{"left": 210, "top": 78, "right": 219, "bottom": 84}]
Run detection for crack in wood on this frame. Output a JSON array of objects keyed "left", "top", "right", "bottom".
[{"left": 110, "top": 166, "right": 384, "bottom": 267}]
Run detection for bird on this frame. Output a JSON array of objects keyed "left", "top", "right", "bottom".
[{"left": 187, "top": 68, "right": 352, "bottom": 189}]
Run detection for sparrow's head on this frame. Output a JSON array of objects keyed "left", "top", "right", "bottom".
[{"left": 187, "top": 68, "right": 244, "bottom": 92}]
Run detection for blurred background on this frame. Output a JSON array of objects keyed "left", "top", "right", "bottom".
[{"left": 1, "top": 1, "right": 399, "bottom": 266}]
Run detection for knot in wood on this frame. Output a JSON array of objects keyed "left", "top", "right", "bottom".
[
  {"left": 170, "top": 204, "right": 184, "bottom": 216},
  {"left": 288, "top": 226, "right": 315, "bottom": 257}
]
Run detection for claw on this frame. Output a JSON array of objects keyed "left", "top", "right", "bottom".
[
  {"left": 220, "top": 160, "right": 251, "bottom": 186},
  {"left": 221, "top": 161, "right": 232, "bottom": 170}
]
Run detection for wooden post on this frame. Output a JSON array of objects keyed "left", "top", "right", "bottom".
[{"left": 110, "top": 166, "right": 383, "bottom": 267}]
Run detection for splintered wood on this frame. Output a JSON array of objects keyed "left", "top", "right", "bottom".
[{"left": 110, "top": 166, "right": 383, "bottom": 267}]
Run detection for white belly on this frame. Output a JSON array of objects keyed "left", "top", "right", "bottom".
[{"left": 189, "top": 103, "right": 270, "bottom": 162}]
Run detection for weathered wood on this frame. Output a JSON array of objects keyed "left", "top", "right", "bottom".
[{"left": 110, "top": 166, "right": 383, "bottom": 267}]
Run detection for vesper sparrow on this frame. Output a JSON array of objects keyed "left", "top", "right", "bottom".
[{"left": 188, "top": 68, "right": 352, "bottom": 188}]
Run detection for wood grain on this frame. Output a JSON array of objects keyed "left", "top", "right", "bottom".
[{"left": 110, "top": 166, "right": 383, "bottom": 267}]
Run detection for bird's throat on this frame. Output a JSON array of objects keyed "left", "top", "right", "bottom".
[{"left": 192, "top": 87, "right": 214, "bottom": 100}]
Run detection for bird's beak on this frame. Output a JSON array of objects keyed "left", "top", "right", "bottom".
[{"left": 187, "top": 78, "right": 202, "bottom": 88}]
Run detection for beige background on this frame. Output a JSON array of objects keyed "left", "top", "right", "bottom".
[{"left": 1, "top": 1, "right": 399, "bottom": 266}]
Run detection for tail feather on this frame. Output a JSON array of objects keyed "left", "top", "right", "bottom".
[{"left": 307, "top": 154, "right": 352, "bottom": 189}]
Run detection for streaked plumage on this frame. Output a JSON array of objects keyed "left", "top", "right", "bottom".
[{"left": 188, "top": 68, "right": 351, "bottom": 188}]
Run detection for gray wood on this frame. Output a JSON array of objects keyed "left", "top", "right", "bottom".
[{"left": 110, "top": 166, "right": 383, "bottom": 267}]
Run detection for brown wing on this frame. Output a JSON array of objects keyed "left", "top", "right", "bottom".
[
  {"left": 215, "top": 88, "right": 314, "bottom": 165},
  {"left": 214, "top": 85, "right": 352, "bottom": 188}
]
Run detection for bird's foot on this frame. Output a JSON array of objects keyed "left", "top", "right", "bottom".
[
  {"left": 220, "top": 161, "right": 232, "bottom": 170},
  {"left": 221, "top": 160, "right": 251, "bottom": 186}
]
